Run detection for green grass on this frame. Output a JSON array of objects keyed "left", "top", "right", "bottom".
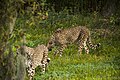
[
  {"left": 15, "top": 11, "right": 120, "bottom": 80},
  {"left": 33, "top": 53, "right": 119, "bottom": 80}
]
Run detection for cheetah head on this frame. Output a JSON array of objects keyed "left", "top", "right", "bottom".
[
  {"left": 47, "top": 39, "right": 55, "bottom": 51},
  {"left": 47, "top": 42, "right": 54, "bottom": 51}
]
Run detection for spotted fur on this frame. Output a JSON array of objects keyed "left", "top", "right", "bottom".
[
  {"left": 47, "top": 26, "right": 100, "bottom": 56},
  {"left": 18, "top": 45, "right": 50, "bottom": 80}
]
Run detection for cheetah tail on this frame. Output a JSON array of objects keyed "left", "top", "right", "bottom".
[{"left": 87, "top": 36, "right": 101, "bottom": 49}]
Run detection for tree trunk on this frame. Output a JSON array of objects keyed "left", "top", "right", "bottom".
[{"left": 0, "top": 1, "right": 26, "bottom": 80}]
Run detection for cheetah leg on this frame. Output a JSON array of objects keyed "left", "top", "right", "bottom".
[
  {"left": 44, "top": 58, "right": 50, "bottom": 71},
  {"left": 78, "top": 41, "right": 84, "bottom": 55},
  {"left": 28, "top": 67, "right": 35, "bottom": 80},
  {"left": 54, "top": 45, "right": 67, "bottom": 57},
  {"left": 83, "top": 39, "right": 89, "bottom": 54},
  {"left": 78, "top": 33, "right": 86, "bottom": 55},
  {"left": 54, "top": 49, "right": 59, "bottom": 56},
  {"left": 41, "top": 64, "right": 46, "bottom": 73},
  {"left": 41, "top": 51, "right": 48, "bottom": 71},
  {"left": 59, "top": 44, "right": 67, "bottom": 57}
]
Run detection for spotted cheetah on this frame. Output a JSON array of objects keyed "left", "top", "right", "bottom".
[
  {"left": 47, "top": 26, "right": 100, "bottom": 56},
  {"left": 17, "top": 44, "right": 50, "bottom": 80}
]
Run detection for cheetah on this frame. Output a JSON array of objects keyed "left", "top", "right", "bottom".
[
  {"left": 47, "top": 26, "right": 100, "bottom": 56},
  {"left": 17, "top": 44, "right": 50, "bottom": 80}
]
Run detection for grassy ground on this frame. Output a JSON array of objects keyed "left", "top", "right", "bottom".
[
  {"left": 16, "top": 11, "right": 120, "bottom": 80},
  {"left": 33, "top": 44, "right": 120, "bottom": 80}
]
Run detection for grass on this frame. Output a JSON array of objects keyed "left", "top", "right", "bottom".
[
  {"left": 33, "top": 53, "right": 119, "bottom": 80},
  {"left": 15, "top": 11, "right": 120, "bottom": 80}
]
